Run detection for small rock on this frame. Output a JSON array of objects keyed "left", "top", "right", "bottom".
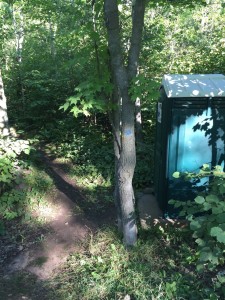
[{"left": 18, "top": 245, "right": 24, "bottom": 251}]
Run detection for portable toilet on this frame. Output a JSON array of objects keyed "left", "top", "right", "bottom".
[{"left": 154, "top": 74, "right": 225, "bottom": 215}]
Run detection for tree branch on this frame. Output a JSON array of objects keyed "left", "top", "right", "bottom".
[{"left": 128, "top": 0, "right": 146, "bottom": 81}]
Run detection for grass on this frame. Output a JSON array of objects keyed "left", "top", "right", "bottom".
[
  {"left": 1, "top": 131, "right": 224, "bottom": 299},
  {"left": 1, "top": 226, "right": 223, "bottom": 300},
  {"left": 49, "top": 227, "right": 224, "bottom": 300}
]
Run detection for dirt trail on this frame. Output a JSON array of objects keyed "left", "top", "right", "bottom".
[{"left": 0, "top": 151, "right": 116, "bottom": 298}]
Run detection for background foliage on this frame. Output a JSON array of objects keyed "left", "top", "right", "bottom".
[
  {"left": 0, "top": 0, "right": 225, "bottom": 297},
  {"left": 1, "top": 0, "right": 224, "bottom": 188}
]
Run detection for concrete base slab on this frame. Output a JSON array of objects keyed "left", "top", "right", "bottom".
[
  {"left": 137, "top": 192, "right": 163, "bottom": 229},
  {"left": 137, "top": 190, "right": 189, "bottom": 229}
]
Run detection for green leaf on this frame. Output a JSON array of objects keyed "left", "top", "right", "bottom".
[
  {"left": 190, "top": 220, "right": 201, "bottom": 230},
  {"left": 195, "top": 238, "right": 205, "bottom": 247},
  {"left": 206, "top": 194, "right": 219, "bottom": 203},
  {"left": 214, "top": 165, "right": 223, "bottom": 172},
  {"left": 61, "top": 102, "right": 70, "bottom": 111},
  {"left": 210, "top": 227, "right": 225, "bottom": 244},
  {"left": 216, "top": 214, "right": 225, "bottom": 223},
  {"left": 199, "top": 248, "right": 212, "bottom": 262},
  {"left": 196, "top": 263, "right": 204, "bottom": 272},
  {"left": 24, "top": 148, "right": 30, "bottom": 155},
  {"left": 69, "top": 96, "right": 80, "bottom": 104},
  {"left": 83, "top": 110, "right": 90, "bottom": 117},
  {"left": 219, "top": 184, "right": 225, "bottom": 194},
  {"left": 217, "top": 275, "right": 225, "bottom": 284},
  {"left": 202, "top": 164, "right": 210, "bottom": 170},
  {"left": 212, "top": 207, "right": 221, "bottom": 214},
  {"left": 203, "top": 202, "right": 212, "bottom": 211},
  {"left": 195, "top": 196, "right": 205, "bottom": 204},
  {"left": 173, "top": 171, "right": 180, "bottom": 179},
  {"left": 168, "top": 199, "right": 175, "bottom": 204},
  {"left": 174, "top": 202, "right": 182, "bottom": 208}
]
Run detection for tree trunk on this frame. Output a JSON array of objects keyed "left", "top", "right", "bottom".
[
  {"left": 111, "top": 86, "right": 123, "bottom": 232},
  {"left": 135, "top": 97, "right": 143, "bottom": 143},
  {"left": 12, "top": 4, "right": 25, "bottom": 115},
  {"left": 104, "top": 0, "right": 146, "bottom": 246},
  {"left": 49, "top": 19, "right": 57, "bottom": 60},
  {"left": 92, "top": 0, "right": 101, "bottom": 80},
  {"left": 0, "top": 70, "right": 9, "bottom": 136},
  {"left": 108, "top": 53, "right": 123, "bottom": 232},
  {"left": 12, "top": 5, "right": 24, "bottom": 64}
]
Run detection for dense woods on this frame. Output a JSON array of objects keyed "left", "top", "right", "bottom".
[{"left": 1, "top": 0, "right": 225, "bottom": 298}]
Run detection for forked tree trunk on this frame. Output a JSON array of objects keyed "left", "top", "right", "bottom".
[
  {"left": 0, "top": 70, "right": 9, "bottom": 136},
  {"left": 104, "top": 0, "right": 146, "bottom": 246}
]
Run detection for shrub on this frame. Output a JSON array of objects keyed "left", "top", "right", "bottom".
[
  {"left": 0, "top": 137, "right": 31, "bottom": 220},
  {"left": 0, "top": 137, "right": 30, "bottom": 189},
  {"left": 169, "top": 164, "right": 225, "bottom": 271}
]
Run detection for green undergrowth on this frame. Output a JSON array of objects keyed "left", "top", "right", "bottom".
[
  {"left": 42, "top": 120, "right": 153, "bottom": 191},
  {"left": 50, "top": 227, "right": 224, "bottom": 300},
  {"left": 0, "top": 158, "right": 55, "bottom": 232},
  {"left": 0, "top": 136, "right": 55, "bottom": 232},
  {"left": 42, "top": 124, "right": 114, "bottom": 206},
  {"left": 170, "top": 165, "right": 225, "bottom": 273},
  {"left": 0, "top": 226, "right": 224, "bottom": 300}
]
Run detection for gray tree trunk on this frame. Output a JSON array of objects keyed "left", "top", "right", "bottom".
[
  {"left": 104, "top": 0, "right": 146, "bottom": 246},
  {"left": 0, "top": 70, "right": 9, "bottom": 136},
  {"left": 135, "top": 97, "right": 143, "bottom": 143},
  {"left": 108, "top": 56, "right": 123, "bottom": 232},
  {"left": 12, "top": 4, "right": 25, "bottom": 114},
  {"left": 111, "top": 86, "right": 123, "bottom": 232},
  {"left": 12, "top": 5, "right": 24, "bottom": 64}
]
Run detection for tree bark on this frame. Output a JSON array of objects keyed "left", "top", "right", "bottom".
[
  {"left": 111, "top": 85, "right": 123, "bottom": 232},
  {"left": 135, "top": 97, "right": 143, "bottom": 143},
  {"left": 11, "top": 3, "right": 25, "bottom": 115},
  {"left": 0, "top": 70, "right": 9, "bottom": 136},
  {"left": 92, "top": 0, "right": 101, "bottom": 80},
  {"left": 107, "top": 52, "right": 123, "bottom": 232},
  {"left": 104, "top": 0, "right": 146, "bottom": 246}
]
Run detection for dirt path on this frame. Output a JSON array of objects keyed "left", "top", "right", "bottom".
[{"left": 0, "top": 151, "right": 116, "bottom": 299}]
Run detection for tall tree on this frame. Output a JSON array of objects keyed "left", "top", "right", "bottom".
[
  {"left": 0, "top": 69, "right": 9, "bottom": 136},
  {"left": 104, "top": 0, "right": 146, "bottom": 246}
]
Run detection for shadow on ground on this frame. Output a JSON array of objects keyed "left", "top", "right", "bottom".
[
  {"left": 0, "top": 150, "right": 116, "bottom": 299},
  {"left": 0, "top": 271, "right": 55, "bottom": 300},
  {"left": 39, "top": 150, "right": 116, "bottom": 226}
]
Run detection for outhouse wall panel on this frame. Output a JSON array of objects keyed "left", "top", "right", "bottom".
[
  {"left": 167, "top": 104, "right": 225, "bottom": 214},
  {"left": 154, "top": 74, "right": 225, "bottom": 215}
]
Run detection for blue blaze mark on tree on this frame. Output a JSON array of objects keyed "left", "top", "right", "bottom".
[{"left": 124, "top": 129, "right": 132, "bottom": 136}]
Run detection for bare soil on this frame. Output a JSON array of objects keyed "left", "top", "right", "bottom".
[{"left": 0, "top": 151, "right": 116, "bottom": 299}]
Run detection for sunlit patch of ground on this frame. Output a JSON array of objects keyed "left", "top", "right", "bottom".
[
  {"left": 3, "top": 167, "right": 95, "bottom": 280},
  {"left": 30, "top": 195, "right": 60, "bottom": 223},
  {"left": 0, "top": 150, "right": 116, "bottom": 299}
]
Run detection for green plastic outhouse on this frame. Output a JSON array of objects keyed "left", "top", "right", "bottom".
[{"left": 155, "top": 74, "right": 225, "bottom": 215}]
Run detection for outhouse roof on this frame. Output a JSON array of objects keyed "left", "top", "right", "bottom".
[{"left": 162, "top": 74, "right": 225, "bottom": 98}]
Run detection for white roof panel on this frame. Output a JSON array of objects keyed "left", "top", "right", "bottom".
[{"left": 162, "top": 74, "right": 225, "bottom": 98}]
